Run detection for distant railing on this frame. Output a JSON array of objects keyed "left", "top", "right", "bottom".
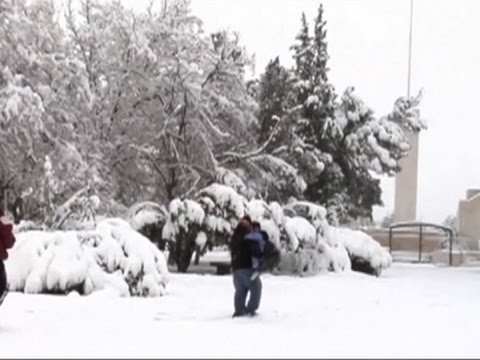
[{"left": 389, "top": 222, "right": 455, "bottom": 266}]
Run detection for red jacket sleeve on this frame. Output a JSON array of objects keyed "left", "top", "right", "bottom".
[{"left": 0, "top": 222, "right": 15, "bottom": 250}]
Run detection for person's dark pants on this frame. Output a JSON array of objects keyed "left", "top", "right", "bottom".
[
  {"left": 0, "top": 260, "right": 7, "bottom": 307},
  {"left": 233, "top": 269, "right": 262, "bottom": 315}
]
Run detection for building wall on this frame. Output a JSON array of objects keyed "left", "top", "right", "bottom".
[{"left": 457, "top": 189, "right": 480, "bottom": 241}]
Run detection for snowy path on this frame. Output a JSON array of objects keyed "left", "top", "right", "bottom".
[{"left": 1, "top": 264, "right": 480, "bottom": 358}]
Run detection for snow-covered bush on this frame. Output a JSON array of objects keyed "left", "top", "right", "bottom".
[
  {"left": 278, "top": 200, "right": 389, "bottom": 276},
  {"left": 196, "top": 183, "right": 248, "bottom": 244},
  {"left": 127, "top": 202, "right": 168, "bottom": 250},
  {"left": 161, "top": 184, "right": 250, "bottom": 272},
  {"left": 331, "top": 227, "right": 392, "bottom": 276},
  {"left": 278, "top": 216, "right": 339, "bottom": 275},
  {"left": 147, "top": 183, "right": 391, "bottom": 276},
  {"left": 49, "top": 186, "right": 101, "bottom": 230},
  {"left": 284, "top": 216, "right": 317, "bottom": 251},
  {"left": 279, "top": 201, "right": 339, "bottom": 274},
  {"left": 162, "top": 198, "right": 205, "bottom": 272},
  {"left": 215, "top": 167, "right": 253, "bottom": 199},
  {"left": 6, "top": 219, "right": 169, "bottom": 297},
  {"left": 13, "top": 220, "right": 47, "bottom": 233},
  {"left": 244, "top": 199, "right": 284, "bottom": 271},
  {"left": 246, "top": 199, "right": 284, "bottom": 248}
]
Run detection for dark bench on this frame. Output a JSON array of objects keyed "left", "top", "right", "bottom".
[{"left": 209, "top": 261, "right": 232, "bottom": 275}]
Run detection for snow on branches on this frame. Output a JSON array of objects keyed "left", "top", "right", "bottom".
[{"left": 7, "top": 218, "right": 169, "bottom": 297}]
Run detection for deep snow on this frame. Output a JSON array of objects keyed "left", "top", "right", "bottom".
[{"left": 1, "top": 264, "right": 479, "bottom": 358}]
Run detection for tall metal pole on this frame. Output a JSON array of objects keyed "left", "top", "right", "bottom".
[{"left": 407, "top": 0, "right": 414, "bottom": 98}]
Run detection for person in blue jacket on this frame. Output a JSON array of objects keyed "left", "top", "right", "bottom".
[
  {"left": 229, "top": 217, "right": 264, "bottom": 317},
  {"left": 246, "top": 221, "right": 267, "bottom": 274}
]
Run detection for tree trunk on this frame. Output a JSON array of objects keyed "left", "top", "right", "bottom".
[
  {"left": 176, "top": 245, "right": 194, "bottom": 273},
  {"left": 193, "top": 245, "right": 201, "bottom": 265},
  {"left": 175, "top": 230, "right": 198, "bottom": 273},
  {"left": 167, "top": 242, "right": 177, "bottom": 266}
]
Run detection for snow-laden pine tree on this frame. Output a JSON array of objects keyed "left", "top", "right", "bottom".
[
  {"left": 249, "top": 57, "right": 304, "bottom": 200},
  {"left": 248, "top": 53, "right": 330, "bottom": 202},
  {"left": 255, "top": 4, "right": 426, "bottom": 223},
  {"left": 256, "top": 57, "right": 290, "bottom": 147},
  {"left": 292, "top": 5, "right": 338, "bottom": 212},
  {"left": 291, "top": 13, "right": 314, "bottom": 84},
  {"left": 289, "top": 6, "right": 336, "bottom": 149}
]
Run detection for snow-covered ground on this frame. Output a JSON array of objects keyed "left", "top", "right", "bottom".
[{"left": 1, "top": 264, "right": 479, "bottom": 358}]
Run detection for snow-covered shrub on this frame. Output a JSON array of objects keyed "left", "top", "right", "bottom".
[
  {"left": 6, "top": 219, "right": 169, "bottom": 296},
  {"left": 284, "top": 216, "right": 317, "bottom": 251},
  {"left": 284, "top": 201, "right": 329, "bottom": 238},
  {"left": 279, "top": 200, "right": 391, "bottom": 276},
  {"left": 277, "top": 248, "right": 331, "bottom": 276},
  {"left": 245, "top": 199, "right": 284, "bottom": 271},
  {"left": 246, "top": 199, "right": 283, "bottom": 248},
  {"left": 280, "top": 201, "right": 343, "bottom": 274},
  {"left": 14, "top": 220, "right": 47, "bottom": 233},
  {"left": 331, "top": 227, "right": 392, "bottom": 276},
  {"left": 150, "top": 183, "right": 391, "bottom": 277},
  {"left": 215, "top": 167, "right": 253, "bottom": 199},
  {"left": 162, "top": 198, "right": 205, "bottom": 272},
  {"left": 277, "top": 217, "right": 339, "bottom": 275},
  {"left": 126, "top": 202, "right": 168, "bottom": 250},
  {"left": 49, "top": 185, "right": 101, "bottom": 230},
  {"left": 196, "top": 183, "right": 248, "bottom": 245}
]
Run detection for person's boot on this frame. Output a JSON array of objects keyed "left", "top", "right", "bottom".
[{"left": 232, "top": 310, "right": 246, "bottom": 318}]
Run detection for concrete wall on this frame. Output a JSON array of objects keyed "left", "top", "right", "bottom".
[
  {"left": 457, "top": 189, "right": 480, "bottom": 241},
  {"left": 364, "top": 227, "right": 445, "bottom": 253},
  {"left": 431, "top": 250, "right": 466, "bottom": 267}
]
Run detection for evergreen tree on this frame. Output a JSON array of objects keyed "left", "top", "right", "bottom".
[
  {"left": 256, "top": 57, "right": 291, "bottom": 146},
  {"left": 290, "top": 12, "right": 314, "bottom": 143},
  {"left": 287, "top": 4, "right": 423, "bottom": 223},
  {"left": 253, "top": 55, "right": 330, "bottom": 203},
  {"left": 310, "top": 3, "right": 336, "bottom": 134},
  {"left": 291, "top": 13, "right": 313, "bottom": 82},
  {"left": 289, "top": 5, "right": 339, "bottom": 209},
  {"left": 312, "top": 4, "right": 329, "bottom": 83}
]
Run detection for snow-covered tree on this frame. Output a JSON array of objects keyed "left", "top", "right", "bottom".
[
  {"left": 256, "top": 57, "right": 291, "bottom": 146},
  {"left": 307, "top": 87, "right": 424, "bottom": 222},
  {"left": 291, "top": 13, "right": 314, "bottom": 83},
  {"left": 0, "top": 0, "right": 99, "bottom": 223},
  {"left": 289, "top": 5, "right": 336, "bottom": 148},
  {"left": 254, "top": 5, "right": 426, "bottom": 223},
  {"left": 250, "top": 56, "right": 330, "bottom": 202},
  {"left": 64, "top": 0, "right": 267, "bottom": 207},
  {"left": 0, "top": 0, "right": 426, "bottom": 234}
]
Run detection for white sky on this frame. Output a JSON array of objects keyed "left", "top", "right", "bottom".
[{"left": 120, "top": 0, "right": 480, "bottom": 223}]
